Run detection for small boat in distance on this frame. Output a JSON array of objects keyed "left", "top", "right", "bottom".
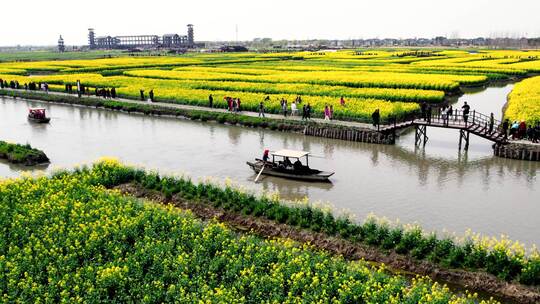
[
  {"left": 28, "top": 108, "right": 50, "bottom": 123},
  {"left": 247, "top": 149, "right": 334, "bottom": 182}
]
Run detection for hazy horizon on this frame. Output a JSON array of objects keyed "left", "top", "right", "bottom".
[{"left": 1, "top": 0, "right": 539, "bottom": 47}]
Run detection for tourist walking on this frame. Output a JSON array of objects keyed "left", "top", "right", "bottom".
[
  {"left": 324, "top": 105, "right": 330, "bottom": 121},
  {"left": 208, "top": 94, "right": 213, "bottom": 108},
  {"left": 291, "top": 101, "right": 298, "bottom": 116},
  {"left": 533, "top": 124, "right": 540, "bottom": 143},
  {"left": 281, "top": 99, "right": 288, "bottom": 117},
  {"left": 372, "top": 109, "right": 380, "bottom": 129},
  {"left": 526, "top": 126, "right": 535, "bottom": 142},
  {"left": 140, "top": 89, "right": 145, "bottom": 101},
  {"left": 441, "top": 106, "right": 448, "bottom": 125},
  {"left": 510, "top": 121, "right": 519, "bottom": 139},
  {"left": 149, "top": 90, "right": 154, "bottom": 102},
  {"left": 301, "top": 104, "right": 307, "bottom": 120},
  {"left": 111, "top": 87, "right": 116, "bottom": 99},
  {"left": 329, "top": 105, "right": 334, "bottom": 120},
  {"left": 518, "top": 121, "right": 527, "bottom": 139},
  {"left": 340, "top": 96, "right": 345, "bottom": 106},
  {"left": 502, "top": 119, "right": 509, "bottom": 140},
  {"left": 420, "top": 101, "right": 427, "bottom": 121},
  {"left": 258, "top": 101, "right": 265, "bottom": 117},
  {"left": 462, "top": 102, "right": 470, "bottom": 125},
  {"left": 426, "top": 105, "right": 432, "bottom": 124},
  {"left": 226, "top": 97, "right": 232, "bottom": 111},
  {"left": 76, "top": 80, "right": 81, "bottom": 98},
  {"left": 306, "top": 103, "right": 312, "bottom": 120},
  {"left": 237, "top": 98, "right": 241, "bottom": 112}
]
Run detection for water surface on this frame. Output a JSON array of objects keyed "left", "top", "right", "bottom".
[{"left": 1, "top": 84, "right": 538, "bottom": 246}]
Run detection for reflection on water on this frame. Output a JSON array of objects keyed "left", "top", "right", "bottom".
[
  {"left": 0, "top": 159, "right": 50, "bottom": 173},
  {"left": 0, "top": 84, "right": 539, "bottom": 247}
]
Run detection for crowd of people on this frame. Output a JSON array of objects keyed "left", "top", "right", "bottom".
[
  {"left": 249, "top": 95, "right": 351, "bottom": 121},
  {"left": 418, "top": 100, "right": 540, "bottom": 143},
  {"left": 140, "top": 89, "right": 154, "bottom": 102},
  {"left": 223, "top": 96, "right": 242, "bottom": 112},
  {"left": 502, "top": 119, "right": 540, "bottom": 142},
  {"left": 94, "top": 87, "right": 117, "bottom": 99},
  {"left": 0, "top": 78, "right": 49, "bottom": 93},
  {"left": 0, "top": 77, "right": 127, "bottom": 100}
]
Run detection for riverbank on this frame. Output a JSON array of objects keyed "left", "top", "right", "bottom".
[
  {"left": 120, "top": 183, "right": 539, "bottom": 303},
  {"left": 0, "top": 140, "right": 49, "bottom": 166},
  {"left": 83, "top": 160, "right": 540, "bottom": 303}
]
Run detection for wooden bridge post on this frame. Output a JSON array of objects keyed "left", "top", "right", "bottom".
[
  {"left": 459, "top": 130, "right": 470, "bottom": 151},
  {"left": 415, "top": 124, "right": 428, "bottom": 146},
  {"left": 415, "top": 125, "right": 419, "bottom": 145}
]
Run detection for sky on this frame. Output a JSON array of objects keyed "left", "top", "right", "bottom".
[{"left": 1, "top": 0, "right": 539, "bottom": 46}]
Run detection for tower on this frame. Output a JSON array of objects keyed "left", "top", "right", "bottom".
[
  {"left": 58, "top": 35, "right": 65, "bottom": 52},
  {"left": 187, "top": 24, "right": 194, "bottom": 48},
  {"left": 88, "top": 28, "right": 96, "bottom": 49}
]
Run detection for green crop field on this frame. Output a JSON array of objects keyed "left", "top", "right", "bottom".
[{"left": 0, "top": 159, "right": 501, "bottom": 303}]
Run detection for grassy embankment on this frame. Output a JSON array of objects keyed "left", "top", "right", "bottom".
[{"left": 0, "top": 140, "right": 48, "bottom": 165}]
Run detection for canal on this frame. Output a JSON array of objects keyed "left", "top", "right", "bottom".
[{"left": 1, "top": 83, "right": 539, "bottom": 247}]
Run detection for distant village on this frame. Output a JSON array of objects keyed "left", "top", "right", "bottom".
[{"left": 3, "top": 31, "right": 540, "bottom": 53}]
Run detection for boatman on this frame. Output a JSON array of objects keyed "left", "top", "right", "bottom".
[{"left": 262, "top": 149, "right": 269, "bottom": 162}]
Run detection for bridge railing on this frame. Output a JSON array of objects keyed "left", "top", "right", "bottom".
[{"left": 417, "top": 108, "right": 505, "bottom": 134}]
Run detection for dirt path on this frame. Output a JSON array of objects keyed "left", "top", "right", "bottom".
[
  {"left": 115, "top": 183, "right": 540, "bottom": 304},
  {"left": 1, "top": 88, "right": 375, "bottom": 130}
]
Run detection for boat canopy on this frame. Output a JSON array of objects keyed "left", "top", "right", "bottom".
[
  {"left": 272, "top": 149, "right": 310, "bottom": 159},
  {"left": 29, "top": 108, "right": 46, "bottom": 111}
]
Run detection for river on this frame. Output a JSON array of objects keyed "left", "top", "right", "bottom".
[{"left": 1, "top": 84, "right": 539, "bottom": 247}]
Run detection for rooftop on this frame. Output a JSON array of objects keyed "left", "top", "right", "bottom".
[{"left": 272, "top": 149, "right": 310, "bottom": 158}]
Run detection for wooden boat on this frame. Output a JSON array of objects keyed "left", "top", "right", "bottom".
[
  {"left": 28, "top": 108, "right": 50, "bottom": 123},
  {"left": 247, "top": 149, "right": 334, "bottom": 182}
]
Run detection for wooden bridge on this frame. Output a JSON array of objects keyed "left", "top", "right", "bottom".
[{"left": 380, "top": 109, "right": 508, "bottom": 150}]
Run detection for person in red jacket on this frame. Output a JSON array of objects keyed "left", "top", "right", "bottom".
[{"left": 518, "top": 121, "right": 527, "bottom": 139}]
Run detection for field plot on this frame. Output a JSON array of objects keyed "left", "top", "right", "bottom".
[
  {"left": 1, "top": 50, "right": 540, "bottom": 122},
  {"left": 507, "top": 76, "right": 540, "bottom": 125}
]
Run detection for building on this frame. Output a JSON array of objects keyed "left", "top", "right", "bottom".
[
  {"left": 88, "top": 25, "right": 195, "bottom": 49},
  {"left": 58, "top": 35, "right": 65, "bottom": 52}
]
